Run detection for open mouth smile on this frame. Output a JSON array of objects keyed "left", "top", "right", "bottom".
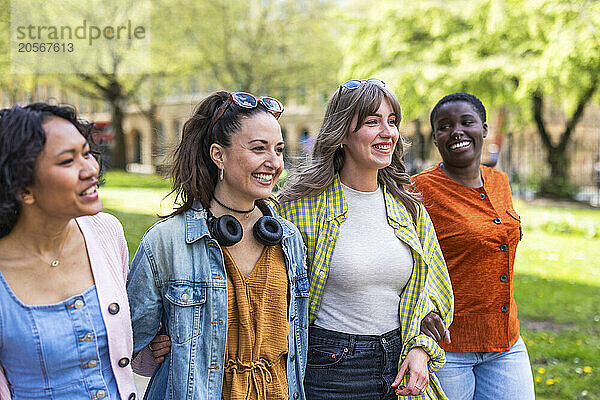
[
  {"left": 373, "top": 143, "right": 393, "bottom": 152},
  {"left": 80, "top": 184, "right": 97, "bottom": 196},
  {"left": 449, "top": 140, "right": 472, "bottom": 150},
  {"left": 252, "top": 173, "right": 274, "bottom": 183}
]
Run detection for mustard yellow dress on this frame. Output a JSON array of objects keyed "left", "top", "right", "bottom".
[{"left": 222, "top": 245, "right": 289, "bottom": 399}]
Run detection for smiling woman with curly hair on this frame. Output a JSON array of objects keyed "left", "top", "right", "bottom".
[{"left": 0, "top": 103, "right": 155, "bottom": 400}]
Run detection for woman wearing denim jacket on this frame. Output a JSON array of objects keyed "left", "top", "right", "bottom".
[
  {"left": 278, "top": 80, "right": 454, "bottom": 399},
  {"left": 126, "top": 91, "right": 309, "bottom": 400}
]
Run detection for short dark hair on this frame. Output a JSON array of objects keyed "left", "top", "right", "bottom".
[
  {"left": 0, "top": 103, "right": 95, "bottom": 238},
  {"left": 429, "top": 92, "right": 487, "bottom": 130},
  {"left": 168, "top": 91, "right": 277, "bottom": 216}
]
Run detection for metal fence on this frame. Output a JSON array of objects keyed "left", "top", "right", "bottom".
[{"left": 403, "top": 126, "right": 600, "bottom": 206}]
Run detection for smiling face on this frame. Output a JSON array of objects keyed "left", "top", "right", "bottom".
[
  {"left": 24, "top": 117, "right": 102, "bottom": 218},
  {"left": 340, "top": 97, "right": 399, "bottom": 184},
  {"left": 211, "top": 112, "right": 284, "bottom": 205},
  {"left": 432, "top": 101, "right": 488, "bottom": 168}
]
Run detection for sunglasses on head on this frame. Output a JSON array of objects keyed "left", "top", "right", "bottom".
[
  {"left": 340, "top": 78, "right": 386, "bottom": 90},
  {"left": 208, "top": 92, "right": 284, "bottom": 136},
  {"left": 333, "top": 79, "right": 386, "bottom": 109}
]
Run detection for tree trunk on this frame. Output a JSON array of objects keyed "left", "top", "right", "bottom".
[
  {"left": 547, "top": 148, "right": 567, "bottom": 182},
  {"left": 111, "top": 101, "right": 126, "bottom": 170},
  {"left": 531, "top": 86, "right": 597, "bottom": 199},
  {"left": 413, "top": 118, "right": 426, "bottom": 162}
]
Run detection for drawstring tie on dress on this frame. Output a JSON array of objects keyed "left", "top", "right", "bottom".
[{"left": 225, "top": 357, "right": 273, "bottom": 399}]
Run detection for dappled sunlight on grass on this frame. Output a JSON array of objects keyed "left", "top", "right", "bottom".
[
  {"left": 99, "top": 187, "right": 176, "bottom": 216},
  {"left": 516, "top": 273, "right": 600, "bottom": 399},
  {"left": 514, "top": 202, "right": 600, "bottom": 399},
  {"left": 100, "top": 170, "right": 176, "bottom": 216},
  {"left": 515, "top": 230, "right": 600, "bottom": 286}
]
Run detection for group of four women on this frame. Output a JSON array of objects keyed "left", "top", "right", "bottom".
[{"left": 0, "top": 80, "right": 534, "bottom": 399}]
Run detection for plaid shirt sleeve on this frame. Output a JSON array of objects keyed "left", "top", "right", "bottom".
[
  {"left": 395, "top": 203, "right": 454, "bottom": 400},
  {"left": 278, "top": 195, "right": 322, "bottom": 321},
  {"left": 279, "top": 188, "right": 343, "bottom": 323},
  {"left": 417, "top": 204, "right": 454, "bottom": 329},
  {"left": 278, "top": 196, "right": 317, "bottom": 267}
]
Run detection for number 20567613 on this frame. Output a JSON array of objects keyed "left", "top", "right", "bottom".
[{"left": 17, "top": 42, "right": 74, "bottom": 52}]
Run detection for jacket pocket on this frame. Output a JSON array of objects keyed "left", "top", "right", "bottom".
[
  {"left": 164, "top": 282, "right": 206, "bottom": 344},
  {"left": 506, "top": 209, "right": 523, "bottom": 240},
  {"left": 294, "top": 274, "right": 309, "bottom": 297},
  {"left": 506, "top": 209, "right": 521, "bottom": 222}
]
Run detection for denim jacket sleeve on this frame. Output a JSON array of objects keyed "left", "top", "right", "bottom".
[{"left": 127, "top": 238, "right": 164, "bottom": 362}]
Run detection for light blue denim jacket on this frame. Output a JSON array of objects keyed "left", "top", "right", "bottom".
[{"left": 126, "top": 204, "right": 309, "bottom": 400}]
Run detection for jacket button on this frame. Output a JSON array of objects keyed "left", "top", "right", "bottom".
[
  {"left": 294, "top": 393, "right": 299, "bottom": 399},
  {"left": 501, "top": 305, "right": 508, "bottom": 312},
  {"left": 500, "top": 244, "right": 508, "bottom": 251},
  {"left": 119, "top": 357, "right": 130, "bottom": 367},
  {"left": 494, "top": 217, "right": 502, "bottom": 224},
  {"left": 108, "top": 303, "right": 120, "bottom": 315},
  {"left": 96, "top": 389, "right": 106, "bottom": 399},
  {"left": 128, "top": 394, "right": 136, "bottom": 400},
  {"left": 500, "top": 274, "right": 508, "bottom": 282},
  {"left": 480, "top": 193, "right": 486, "bottom": 200}
]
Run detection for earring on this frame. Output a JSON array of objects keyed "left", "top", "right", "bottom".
[
  {"left": 340, "top": 143, "right": 344, "bottom": 149},
  {"left": 219, "top": 168, "right": 224, "bottom": 181},
  {"left": 22, "top": 195, "right": 29, "bottom": 201}
]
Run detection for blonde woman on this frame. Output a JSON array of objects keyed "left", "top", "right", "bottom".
[{"left": 279, "top": 79, "right": 453, "bottom": 399}]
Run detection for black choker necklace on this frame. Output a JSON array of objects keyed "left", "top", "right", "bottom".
[{"left": 213, "top": 196, "right": 256, "bottom": 216}]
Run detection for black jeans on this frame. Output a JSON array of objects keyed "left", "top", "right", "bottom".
[{"left": 304, "top": 326, "right": 403, "bottom": 400}]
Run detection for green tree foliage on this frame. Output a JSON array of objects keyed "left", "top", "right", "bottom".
[
  {"left": 2, "top": 0, "right": 342, "bottom": 169},
  {"left": 162, "top": 0, "right": 342, "bottom": 102},
  {"left": 343, "top": 0, "right": 600, "bottom": 197}
]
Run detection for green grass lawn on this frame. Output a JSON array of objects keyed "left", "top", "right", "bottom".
[
  {"left": 512, "top": 200, "right": 600, "bottom": 400},
  {"left": 101, "top": 172, "right": 600, "bottom": 399}
]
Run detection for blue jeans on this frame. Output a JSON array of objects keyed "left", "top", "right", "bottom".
[
  {"left": 435, "top": 337, "right": 535, "bottom": 400},
  {"left": 304, "top": 326, "right": 402, "bottom": 400}
]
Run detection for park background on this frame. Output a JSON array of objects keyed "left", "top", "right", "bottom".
[{"left": 2, "top": 0, "right": 600, "bottom": 398}]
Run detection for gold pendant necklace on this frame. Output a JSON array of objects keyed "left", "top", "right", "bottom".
[{"left": 48, "top": 227, "right": 70, "bottom": 268}]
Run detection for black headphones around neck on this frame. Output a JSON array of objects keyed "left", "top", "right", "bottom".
[{"left": 207, "top": 201, "right": 283, "bottom": 247}]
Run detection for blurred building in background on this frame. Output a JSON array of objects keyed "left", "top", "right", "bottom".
[{"left": 2, "top": 81, "right": 599, "bottom": 205}]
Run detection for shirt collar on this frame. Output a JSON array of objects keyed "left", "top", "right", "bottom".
[{"left": 326, "top": 174, "right": 410, "bottom": 227}]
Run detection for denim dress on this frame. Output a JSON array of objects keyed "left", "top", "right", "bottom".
[{"left": 0, "top": 273, "right": 120, "bottom": 400}]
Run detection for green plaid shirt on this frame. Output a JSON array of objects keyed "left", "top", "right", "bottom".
[{"left": 279, "top": 175, "right": 454, "bottom": 399}]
